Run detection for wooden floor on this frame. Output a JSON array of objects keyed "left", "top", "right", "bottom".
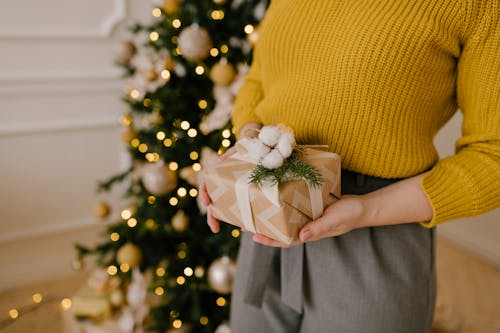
[{"left": 1, "top": 238, "right": 499, "bottom": 333}]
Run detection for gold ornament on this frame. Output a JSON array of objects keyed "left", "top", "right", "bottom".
[
  {"left": 142, "top": 163, "right": 178, "bottom": 196},
  {"left": 210, "top": 62, "right": 236, "bottom": 86},
  {"left": 116, "top": 243, "right": 142, "bottom": 268},
  {"left": 93, "top": 202, "right": 111, "bottom": 218},
  {"left": 163, "top": 0, "right": 180, "bottom": 14},
  {"left": 207, "top": 256, "right": 236, "bottom": 294},
  {"left": 121, "top": 128, "right": 137, "bottom": 143},
  {"left": 178, "top": 25, "right": 213, "bottom": 62},
  {"left": 172, "top": 210, "right": 189, "bottom": 232},
  {"left": 145, "top": 69, "right": 159, "bottom": 82}
]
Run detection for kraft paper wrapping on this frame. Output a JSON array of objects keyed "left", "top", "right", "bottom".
[{"left": 204, "top": 147, "right": 341, "bottom": 244}]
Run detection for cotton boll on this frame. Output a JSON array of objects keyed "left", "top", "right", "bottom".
[
  {"left": 258, "top": 126, "right": 281, "bottom": 147},
  {"left": 276, "top": 132, "right": 295, "bottom": 158},
  {"left": 261, "top": 149, "right": 285, "bottom": 169},
  {"left": 247, "top": 138, "right": 271, "bottom": 161}
]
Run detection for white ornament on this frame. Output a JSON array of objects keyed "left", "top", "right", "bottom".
[
  {"left": 174, "top": 62, "right": 187, "bottom": 77},
  {"left": 261, "top": 149, "right": 285, "bottom": 169},
  {"left": 258, "top": 126, "right": 281, "bottom": 147},
  {"left": 215, "top": 322, "right": 231, "bottom": 333},
  {"left": 178, "top": 25, "right": 212, "bottom": 61},
  {"left": 275, "top": 132, "right": 295, "bottom": 159},
  {"left": 208, "top": 256, "right": 236, "bottom": 294},
  {"left": 110, "top": 289, "right": 125, "bottom": 307},
  {"left": 141, "top": 162, "right": 177, "bottom": 196}
]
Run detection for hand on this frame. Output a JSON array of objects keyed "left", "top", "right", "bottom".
[
  {"left": 252, "top": 195, "right": 369, "bottom": 247},
  {"left": 199, "top": 146, "right": 238, "bottom": 233}
]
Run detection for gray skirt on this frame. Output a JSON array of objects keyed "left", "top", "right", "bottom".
[{"left": 230, "top": 169, "right": 436, "bottom": 333}]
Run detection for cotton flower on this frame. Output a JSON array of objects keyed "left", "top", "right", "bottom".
[
  {"left": 261, "top": 149, "right": 285, "bottom": 169},
  {"left": 276, "top": 132, "right": 295, "bottom": 158},
  {"left": 258, "top": 126, "right": 281, "bottom": 147},
  {"left": 246, "top": 138, "right": 271, "bottom": 161}
]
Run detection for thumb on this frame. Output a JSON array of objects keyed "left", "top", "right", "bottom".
[{"left": 299, "top": 216, "right": 330, "bottom": 243}]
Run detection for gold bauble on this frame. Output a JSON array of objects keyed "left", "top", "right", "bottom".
[
  {"left": 172, "top": 210, "right": 189, "bottom": 232},
  {"left": 210, "top": 62, "right": 236, "bottom": 86},
  {"left": 163, "top": 0, "right": 180, "bottom": 14},
  {"left": 121, "top": 128, "right": 136, "bottom": 143},
  {"left": 116, "top": 243, "right": 142, "bottom": 268},
  {"left": 93, "top": 202, "right": 111, "bottom": 218},
  {"left": 142, "top": 163, "right": 178, "bottom": 196}
]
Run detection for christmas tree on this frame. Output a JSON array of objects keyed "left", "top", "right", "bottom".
[{"left": 77, "top": 0, "right": 268, "bottom": 332}]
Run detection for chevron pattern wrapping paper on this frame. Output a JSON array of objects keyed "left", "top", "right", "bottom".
[{"left": 205, "top": 148, "right": 341, "bottom": 244}]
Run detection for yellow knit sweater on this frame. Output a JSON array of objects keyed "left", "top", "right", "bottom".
[{"left": 232, "top": 0, "right": 500, "bottom": 227}]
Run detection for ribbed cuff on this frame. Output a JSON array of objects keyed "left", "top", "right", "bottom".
[{"left": 420, "top": 164, "right": 473, "bottom": 228}]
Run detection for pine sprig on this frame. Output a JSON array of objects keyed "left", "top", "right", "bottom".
[{"left": 249, "top": 154, "right": 323, "bottom": 188}]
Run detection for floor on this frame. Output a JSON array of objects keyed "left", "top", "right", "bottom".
[{"left": 0, "top": 238, "right": 499, "bottom": 333}]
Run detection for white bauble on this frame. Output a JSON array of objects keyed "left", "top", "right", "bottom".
[
  {"left": 258, "top": 126, "right": 281, "bottom": 147},
  {"left": 261, "top": 149, "right": 285, "bottom": 169},
  {"left": 172, "top": 210, "right": 189, "bottom": 232},
  {"left": 208, "top": 256, "right": 236, "bottom": 294},
  {"left": 142, "top": 163, "right": 177, "bottom": 196},
  {"left": 215, "top": 322, "right": 231, "bottom": 333},
  {"left": 178, "top": 25, "right": 212, "bottom": 62},
  {"left": 110, "top": 289, "right": 125, "bottom": 307}
]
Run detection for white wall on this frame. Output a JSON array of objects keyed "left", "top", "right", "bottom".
[
  {"left": 0, "top": 1, "right": 498, "bottom": 291},
  {"left": 0, "top": 0, "right": 151, "bottom": 290}
]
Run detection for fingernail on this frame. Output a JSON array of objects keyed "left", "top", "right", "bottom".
[{"left": 300, "top": 229, "right": 312, "bottom": 242}]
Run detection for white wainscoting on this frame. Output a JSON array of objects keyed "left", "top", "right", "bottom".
[{"left": 0, "top": 0, "right": 152, "bottom": 290}]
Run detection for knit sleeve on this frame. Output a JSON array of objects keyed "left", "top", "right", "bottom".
[
  {"left": 231, "top": 44, "right": 264, "bottom": 136},
  {"left": 420, "top": 1, "right": 500, "bottom": 227}
]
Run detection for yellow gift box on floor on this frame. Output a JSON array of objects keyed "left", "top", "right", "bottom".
[{"left": 205, "top": 144, "right": 341, "bottom": 244}]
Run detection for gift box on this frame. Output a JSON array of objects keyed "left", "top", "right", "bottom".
[{"left": 205, "top": 145, "right": 341, "bottom": 244}]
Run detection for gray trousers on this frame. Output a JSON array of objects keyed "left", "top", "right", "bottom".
[{"left": 230, "top": 170, "right": 436, "bottom": 333}]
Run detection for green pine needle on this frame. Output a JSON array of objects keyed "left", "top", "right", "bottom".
[{"left": 249, "top": 154, "right": 323, "bottom": 188}]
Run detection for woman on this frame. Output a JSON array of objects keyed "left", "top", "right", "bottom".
[{"left": 201, "top": 0, "right": 499, "bottom": 332}]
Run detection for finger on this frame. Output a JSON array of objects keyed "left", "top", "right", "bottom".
[
  {"left": 207, "top": 207, "right": 220, "bottom": 233},
  {"left": 299, "top": 216, "right": 333, "bottom": 243},
  {"left": 219, "top": 146, "right": 237, "bottom": 162},
  {"left": 199, "top": 182, "right": 211, "bottom": 206}
]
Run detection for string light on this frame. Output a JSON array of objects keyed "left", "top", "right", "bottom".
[
  {"left": 169, "top": 197, "right": 179, "bottom": 206},
  {"left": 220, "top": 44, "right": 229, "bottom": 53},
  {"left": 32, "top": 293, "right": 43, "bottom": 304},
  {"left": 200, "top": 316, "right": 209, "bottom": 325},
  {"left": 180, "top": 121, "right": 190, "bottom": 130},
  {"left": 163, "top": 138, "right": 173, "bottom": 147},
  {"left": 148, "top": 196, "right": 156, "bottom": 204},
  {"left": 222, "top": 139, "right": 231, "bottom": 147},
  {"left": 120, "top": 264, "right": 130, "bottom": 273},
  {"left": 121, "top": 209, "right": 132, "bottom": 220},
  {"left": 176, "top": 276, "right": 186, "bottom": 285},
  {"left": 149, "top": 31, "right": 159, "bottom": 41},
  {"left": 107, "top": 265, "right": 118, "bottom": 276},
  {"left": 194, "top": 266, "right": 205, "bottom": 278},
  {"left": 211, "top": 10, "right": 225, "bottom": 20},
  {"left": 184, "top": 267, "right": 194, "bottom": 276},
  {"left": 121, "top": 114, "right": 132, "bottom": 127},
  {"left": 189, "top": 188, "right": 198, "bottom": 197},
  {"left": 187, "top": 128, "right": 198, "bottom": 137},
  {"left": 216, "top": 297, "right": 227, "bottom": 307},
  {"left": 198, "top": 99, "right": 208, "bottom": 109},
  {"left": 189, "top": 151, "right": 199, "bottom": 160},
  {"left": 156, "top": 267, "right": 166, "bottom": 277},
  {"left": 172, "top": 19, "right": 181, "bottom": 28},
  {"left": 131, "top": 138, "right": 140, "bottom": 147},
  {"left": 155, "top": 287, "right": 164, "bottom": 295},
  {"left": 169, "top": 162, "right": 179, "bottom": 171},
  {"left": 231, "top": 229, "right": 240, "bottom": 238},
  {"left": 171, "top": 36, "right": 178, "bottom": 44},
  {"left": 244, "top": 24, "right": 255, "bottom": 34},
  {"left": 152, "top": 7, "right": 162, "bottom": 17},
  {"left": 170, "top": 310, "right": 179, "bottom": 318},
  {"left": 143, "top": 98, "right": 152, "bottom": 107},
  {"left": 130, "top": 89, "right": 140, "bottom": 99},
  {"left": 9, "top": 309, "right": 19, "bottom": 319},
  {"left": 177, "top": 250, "right": 186, "bottom": 259},
  {"left": 173, "top": 319, "right": 183, "bottom": 328},
  {"left": 110, "top": 232, "right": 120, "bottom": 242},
  {"left": 177, "top": 187, "right": 187, "bottom": 197},
  {"left": 146, "top": 219, "right": 157, "bottom": 229},
  {"left": 210, "top": 48, "right": 219, "bottom": 57},
  {"left": 195, "top": 66, "right": 205, "bottom": 75},
  {"left": 161, "top": 69, "right": 171, "bottom": 80},
  {"left": 138, "top": 143, "right": 148, "bottom": 153},
  {"left": 192, "top": 163, "right": 201, "bottom": 172},
  {"left": 222, "top": 129, "right": 231, "bottom": 138},
  {"left": 61, "top": 298, "right": 72, "bottom": 311},
  {"left": 127, "top": 218, "right": 138, "bottom": 228}
]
